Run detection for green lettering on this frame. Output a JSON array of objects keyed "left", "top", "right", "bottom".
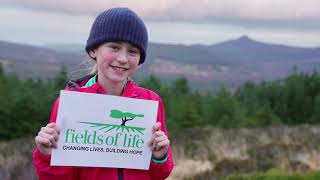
[
  {"left": 65, "top": 129, "right": 74, "bottom": 143},
  {"left": 83, "top": 130, "right": 88, "bottom": 144},
  {"left": 97, "top": 135, "right": 104, "bottom": 145},
  {"left": 114, "top": 132, "right": 122, "bottom": 146},
  {"left": 136, "top": 139, "right": 144, "bottom": 148},
  {"left": 105, "top": 136, "right": 114, "bottom": 145},
  {"left": 75, "top": 134, "right": 83, "bottom": 143},
  {"left": 87, "top": 131, "right": 96, "bottom": 144}
]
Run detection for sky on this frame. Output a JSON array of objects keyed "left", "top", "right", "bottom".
[{"left": 0, "top": 0, "right": 319, "bottom": 48}]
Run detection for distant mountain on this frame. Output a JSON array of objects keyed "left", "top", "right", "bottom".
[
  {"left": 199, "top": 35, "right": 320, "bottom": 63},
  {"left": 147, "top": 43, "right": 224, "bottom": 65},
  {"left": 47, "top": 36, "right": 320, "bottom": 65},
  {"left": 46, "top": 43, "right": 86, "bottom": 54},
  {"left": 1, "top": 36, "right": 320, "bottom": 91},
  {"left": 148, "top": 37, "right": 320, "bottom": 89},
  {"left": 46, "top": 42, "right": 225, "bottom": 65},
  {"left": 0, "top": 41, "right": 89, "bottom": 79}
]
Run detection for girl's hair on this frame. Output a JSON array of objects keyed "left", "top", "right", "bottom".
[
  {"left": 68, "top": 57, "right": 96, "bottom": 80},
  {"left": 90, "top": 64, "right": 98, "bottom": 74}
]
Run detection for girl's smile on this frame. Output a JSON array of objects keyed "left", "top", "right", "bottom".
[{"left": 109, "top": 65, "right": 129, "bottom": 72}]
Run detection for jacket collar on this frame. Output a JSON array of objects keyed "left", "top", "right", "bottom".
[{"left": 66, "top": 74, "right": 139, "bottom": 97}]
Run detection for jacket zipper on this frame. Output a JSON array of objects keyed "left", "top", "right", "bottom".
[{"left": 118, "top": 168, "right": 124, "bottom": 180}]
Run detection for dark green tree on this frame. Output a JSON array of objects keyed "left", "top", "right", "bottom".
[
  {"left": 208, "top": 88, "right": 244, "bottom": 128},
  {"left": 171, "top": 77, "right": 190, "bottom": 95},
  {"left": 54, "top": 65, "right": 68, "bottom": 91}
]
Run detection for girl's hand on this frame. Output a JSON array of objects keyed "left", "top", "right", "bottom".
[
  {"left": 35, "top": 123, "right": 60, "bottom": 155},
  {"left": 148, "top": 122, "right": 170, "bottom": 159}
]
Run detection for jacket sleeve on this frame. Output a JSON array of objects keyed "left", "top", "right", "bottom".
[
  {"left": 149, "top": 97, "right": 174, "bottom": 180},
  {"left": 33, "top": 98, "right": 78, "bottom": 180}
]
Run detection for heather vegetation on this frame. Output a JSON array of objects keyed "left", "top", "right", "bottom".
[
  {"left": 167, "top": 125, "right": 320, "bottom": 179},
  {"left": 1, "top": 126, "right": 319, "bottom": 180}
]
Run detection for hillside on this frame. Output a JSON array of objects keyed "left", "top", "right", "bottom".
[
  {"left": 1, "top": 36, "right": 320, "bottom": 90},
  {"left": 0, "top": 41, "right": 88, "bottom": 79},
  {"left": 1, "top": 125, "right": 319, "bottom": 180}
]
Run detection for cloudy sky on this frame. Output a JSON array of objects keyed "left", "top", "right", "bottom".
[{"left": 0, "top": 0, "right": 319, "bottom": 47}]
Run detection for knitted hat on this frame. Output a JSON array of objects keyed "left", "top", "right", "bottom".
[{"left": 85, "top": 8, "right": 148, "bottom": 65}]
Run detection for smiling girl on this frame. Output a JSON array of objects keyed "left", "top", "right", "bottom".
[{"left": 33, "top": 7, "right": 174, "bottom": 180}]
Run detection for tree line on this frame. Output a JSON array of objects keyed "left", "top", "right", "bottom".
[
  {"left": 1, "top": 62, "right": 320, "bottom": 140},
  {"left": 140, "top": 71, "right": 320, "bottom": 129}
]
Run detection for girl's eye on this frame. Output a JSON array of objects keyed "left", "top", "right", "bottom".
[
  {"left": 110, "top": 46, "right": 120, "bottom": 51},
  {"left": 106, "top": 43, "right": 120, "bottom": 51},
  {"left": 129, "top": 49, "right": 139, "bottom": 55}
]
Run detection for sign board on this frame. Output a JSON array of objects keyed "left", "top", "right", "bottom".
[{"left": 51, "top": 90, "right": 158, "bottom": 170}]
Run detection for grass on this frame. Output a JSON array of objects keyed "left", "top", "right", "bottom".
[
  {"left": 224, "top": 169, "right": 320, "bottom": 180},
  {"left": 168, "top": 125, "right": 320, "bottom": 180}
]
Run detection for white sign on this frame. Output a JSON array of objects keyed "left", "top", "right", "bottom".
[{"left": 51, "top": 90, "right": 158, "bottom": 170}]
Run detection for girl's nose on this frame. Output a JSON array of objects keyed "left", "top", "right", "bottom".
[{"left": 116, "top": 51, "right": 128, "bottom": 64}]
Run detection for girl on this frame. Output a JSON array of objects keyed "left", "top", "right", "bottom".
[{"left": 33, "top": 7, "right": 174, "bottom": 180}]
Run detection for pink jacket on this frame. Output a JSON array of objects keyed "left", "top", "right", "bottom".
[{"left": 33, "top": 75, "right": 174, "bottom": 180}]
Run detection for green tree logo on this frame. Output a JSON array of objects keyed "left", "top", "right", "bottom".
[
  {"left": 110, "top": 110, "right": 144, "bottom": 126},
  {"left": 79, "top": 109, "right": 145, "bottom": 134}
]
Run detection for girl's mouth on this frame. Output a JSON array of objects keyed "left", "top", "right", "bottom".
[{"left": 110, "top": 65, "right": 129, "bottom": 72}]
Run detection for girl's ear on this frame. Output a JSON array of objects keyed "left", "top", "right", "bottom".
[{"left": 89, "top": 50, "right": 97, "bottom": 59}]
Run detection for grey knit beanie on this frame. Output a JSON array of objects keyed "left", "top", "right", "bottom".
[{"left": 86, "top": 8, "right": 148, "bottom": 65}]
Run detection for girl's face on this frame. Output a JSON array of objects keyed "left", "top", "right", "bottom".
[{"left": 90, "top": 42, "right": 140, "bottom": 84}]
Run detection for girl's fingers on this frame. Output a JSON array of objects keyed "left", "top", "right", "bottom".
[
  {"left": 151, "top": 133, "right": 169, "bottom": 151},
  {"left": 38, "top": 131, "right": 57, "bottom": 148},
  {"left": 46, "top": 123, "right": 61, "bottom": 135},
  {"left": 41, "top": 128, "right": 59, "bottom": 142},
  {"left": 149, "top": 128, "right": 163, "bottom": 145},
  {"left": 150, "top": 124, "right": 168, "bottom": 152},
  {"left": 155, "top": 135, "right": 167, "bottom": 143},
  {"left": 152, "top": 140, "right": 157, "bottom": 150},
  {"left": 154, "top": 131, "right": 165, "bottom": 137},
  {"left": 155, "top": 139, "right": 170, "bottom": 151},
  {"left": 47, "top": 123, "right": 56, "bottom": 127},
  {"left": 42, "top": 125, "right": 60, "bottom": 139},
  {"left": 151, "top": 131, "right": 165, "bottom": 145},
  {"left": 53, "top": 125, "right": 61, "bottom": 135},
  {"left": 153, "top": 139, "right": 169, "bottom": 151},
  {"left": 35, "top": 135, "right": 52, "bottom": 147},
  {"left": 35, "top": 123, "right": 61, "bottom": 155},
  {"left": 154, "top": 136, "right": 168, "bottom": 150},
  {"left": 41, "top": 127, "right": 56, "bottom": 135},
  {"left": 152, "top": 122, "right": 161, "bottom": 133}
]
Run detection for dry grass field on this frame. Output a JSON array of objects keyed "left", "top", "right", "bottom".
[{"left": 1, "top": 125, "right": 319, "bottom": 180}]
